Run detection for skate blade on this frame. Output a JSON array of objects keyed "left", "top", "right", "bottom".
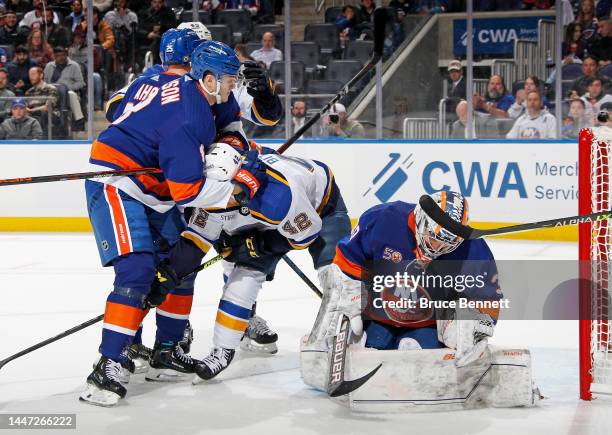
[
  {"left": 79, "top": 384, "right": 121, "bottom": 407},
  {"left": 145, "top": 367, "right": 192, "bottom": 382},
  {"left": 132, "top": 358, "right": 150, "bottom": 374},
  {"left": 240, "top": 337, "right": 278, "bottom": 354}
]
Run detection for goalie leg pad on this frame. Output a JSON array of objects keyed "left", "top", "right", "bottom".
[{"left": 338, "top": 345, "right": 539, "bottom": 413}]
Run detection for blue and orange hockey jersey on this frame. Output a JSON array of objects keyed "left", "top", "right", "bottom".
[
  {"left": 90, "top": 72, "right": 237, "bottom": 212},
  {"left": 334, "top": 201, "right": 502, "bottom": 328}
]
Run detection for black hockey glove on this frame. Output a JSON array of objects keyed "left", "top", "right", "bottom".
[
  {"left": 242, "top": 60, "right": 275, "bottom": 104},
  {"left": 216, "top": 231, "right": 266, "bottom": 264},
  {"left": 146, "top": 259, "right": 181, "bottom": 308}
]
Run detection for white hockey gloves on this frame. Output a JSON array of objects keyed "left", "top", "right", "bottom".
[{"left": 438, "top": 307, "right": 495, "bottom": 367}]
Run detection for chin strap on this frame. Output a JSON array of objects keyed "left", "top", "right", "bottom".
[{"left": 199, "top": 77, "right": 222, "bottom": 104}]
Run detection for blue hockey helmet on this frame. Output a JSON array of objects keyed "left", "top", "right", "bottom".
[
  {"left": 159, "top": 28, "right": 202, "bottom": 66},
  {"left": 413, "top": 190, "right": 469, "bottom": 260},
  {"left": 190, "top": 40, "right": 241, "bottom": 81}
]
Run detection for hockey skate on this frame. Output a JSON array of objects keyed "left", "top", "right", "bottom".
[
  {"left": 92, "top": 354, "right": 135, "bottom": 384},
  {"left": 240, "top": 315, "right": 278, "bottom": 354},
  {"left": 145, "top": 340, "right": 199, "bottom": 382},
  {"left": 127, "top": 343, "right": 152, "bottom": 374},
  {"left": 194, "top": 347, "right": 235, "bottom": 381},
  {"left": 80, "top": 357, "right": 128, "bottom": 407}
]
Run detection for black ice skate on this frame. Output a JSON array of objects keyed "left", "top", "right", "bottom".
[
  {"left": 80, "top": 357, "right": 128, "bottom": 407},
  {"left": 145, "top": 340, "right": 199, "bottom": 382},
  {"left": 179, "top": 320, "right": 194, "bottom": 354},
  {"left": 91, "top": 354, "right": 135, "bottom": 384},
  {"left": 127, "top": 342, "right": 152, "bottom": 374},
  {"left": 194, "top": 347, "right": 235, "bottom": 381},
  {"left": 240, "top": 315, "right": 278, "bottom": 354}
]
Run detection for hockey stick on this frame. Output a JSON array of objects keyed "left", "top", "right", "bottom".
[
  {"left": 0, "top": 167, "right": 161, "bottom": 187},
  {"left": 281, "top": 255, "right": 323, "bottom": 298},
  {"left": 418, "top": 194, "right": 612, "bottom": 240},
  {"left": 275, "top": 7, "right": 386, "bottom": 155},
  {"left": 0, "top": 254, "right": 224, "bottom": 371},
  {"left": 328, "top": 315, "right": 382, "bottom": 397}
]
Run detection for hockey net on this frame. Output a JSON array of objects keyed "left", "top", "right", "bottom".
[{"left": 579, "top": 127, "right": 612, "bottom": 400}]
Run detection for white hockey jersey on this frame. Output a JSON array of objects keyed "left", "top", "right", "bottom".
[{"left": 185, "top": 154, "right": 334, "bottom": 249}]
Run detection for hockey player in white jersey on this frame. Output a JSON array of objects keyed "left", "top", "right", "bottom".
[{"left": 162, "top": 144, "right": 351, "bottom": 380}]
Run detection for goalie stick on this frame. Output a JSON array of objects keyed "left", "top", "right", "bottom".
[{"left": 418, "top": 194, "right": 612, "bottom": 239}]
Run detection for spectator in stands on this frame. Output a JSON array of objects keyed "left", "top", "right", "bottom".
[
  {"left": 19, "top": 0, "right": 59, "bottom": 28},
  {"left": 596, "top": 0, "right": 611, "bottom": 19},
  {"left": 570, "top": 56, "right": 610, "bottom": 98},
  {"left": 289, "top": 99, "right": 309, "bottom": 136},
  {"left": 451, "top": 100, "right": 497, "bottom": 138},
  {"left": 336, "top": 6, "right": 358, "bottom": 41},
  {"left": 562, "top": 22, "right": 586, "bottom": 61},
  {"left": 562, "top": 98, "right": 591, "bottom": 138},
  {"left": 590, "top": 19, "right": 611, "bottom": 63},
  {"left": 582, "top": 77, "right": 612, "bottom": 124},
  {"left": 446, "top": 60, "right": 466, "bottom": 114},
  {"left": 43, "top": 46, "right": 85, "bottom": 129},
  {"left": 64, "top": 0, "right": 85, "bottom": 33},
  {"left": 43, "top": 8, "right": 70, "bottom": 48},
  {"left": 251, "top": 32, "right": 282, "bottom": 69},
  {"left": 0, "top": 11, "right": 28, "bottom": 46},
  {"left": 577, "top": 0, "right": 597, "bottom": 33},
  {"left": 27, "top": 29, "right": 54, "bottom": 68},
  {"left": 0, "top": 68, "right": 15, "bottom": 121},
  {"left": 0, "top": 98, "right": 43, "bottom": 139},
  {"left": 383, "top": 7, "right": 406, "bottom": 58},
  {"left": 599, "top": 101, "right": 612, "bottom": 126},
  {"left": 68, "top": 26, "right": 102, "bottom": 68},
  {"left": 508, "top": 76, "right": 551, "bottom": 119},
  {"left": 473, "top": 74, "right": 514, "bottom": 118},
  {"left": 82, "top": 7, "right": 116, "bottom": 51},
  {"left": 6, "top": 46, "right": 36, "bottom": 95},
  {"left": 25, "top": 66, "right": 59, "bottom": 131},
  {"left": 104, "top": 0, "right": 139, "bottom": 34},
  {"left": 359, "top": 0, "right": 374, "bottom": 23},
  {"left": 389, "top": 0, "right": 411, "bottom": 15},
  {"left": 325, "top": 103, "right": 365, "bottom": 138},
  {"left": 137, "top": 0, "right": 176, "bottom": 64},
  {"left": 506, "top": 91, "right": 556, "bottom": 139}
]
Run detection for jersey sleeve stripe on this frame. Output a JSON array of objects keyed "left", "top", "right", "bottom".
[
  {"left": 167, "top": 179, "right": 203, "bottom": 204},
  {"left": 316, "top": 165, "right": 335, "bottom": 214},
  {"left": 251, "top": 101, "right": 279, "bottom": 126},
  {"left": 216, "top": 311, "right": 249, "bottom": 332},
  {"left": 181, "top": 230, "right": 213, "bottom": 253},
  {"left": 250, "top": 209, "right": 282, "bottom": 225},
  {"left": 265, "top": 168, "right": 289, "bottom": 186},
  {"left": 288, "top": 235, "right": 318, "bottom": 250},
  {"left": 333, "top": 246, "right": 363, "bottom": 280}
]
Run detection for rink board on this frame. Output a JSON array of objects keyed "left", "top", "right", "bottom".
[{"left": 0, "top": 139, "right": 577, "bottom": 241}]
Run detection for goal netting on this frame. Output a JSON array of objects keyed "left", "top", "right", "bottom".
[{"left": 579, "top": 126, "right": 612, "bottom": 400}]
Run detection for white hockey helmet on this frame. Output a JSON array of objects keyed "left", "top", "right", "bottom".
[
  {"left": 413, "top": 190, "right": 469, "bottom": 260},
  {"left": 177, "top": 22, "right": 212, "bottom": 41},
  {"left": 204, "top": 143, "right": 242, "bottom": 181}
]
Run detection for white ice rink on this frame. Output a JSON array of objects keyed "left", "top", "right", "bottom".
[{"left": 1, "top": 234, "right": 611, "bottom": 435}]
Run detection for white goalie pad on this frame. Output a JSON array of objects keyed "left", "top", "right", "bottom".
[{"left": 300, "top": 338, "right": 540, "bottom": 413}]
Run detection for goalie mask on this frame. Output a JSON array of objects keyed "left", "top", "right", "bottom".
[
  {"left": 204, "top": 143, "right": 242, "bottom": 181},
  {"left": 413, "top": 191, "right": 468, "bottom": 260}
]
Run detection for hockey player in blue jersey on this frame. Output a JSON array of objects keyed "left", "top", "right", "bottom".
[
  {"left": 300, "top": 191, "right": 502, "bottom": 389},
  {"left": 80, "top": 35, "right": 248, "bottom": 407}
]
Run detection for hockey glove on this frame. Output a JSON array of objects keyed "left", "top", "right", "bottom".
[
  {"left": 438, "top": 307, "right": 495, "bottom": 367},
  {"left": 242, "top": 60, "right": 275, "bottom": 104},
  {"left": 217, "top": 231, "right": 265, "bottom": 264},
  {"left": 146, "top": 259, "right": 181, "bottom": 308}
]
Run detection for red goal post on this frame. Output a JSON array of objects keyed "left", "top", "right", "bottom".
[{"left": 579, "top": 126, "right": 612, "bottom": 400}]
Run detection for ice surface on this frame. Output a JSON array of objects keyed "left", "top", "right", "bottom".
[{"left": 0, "top": 234, "right": 610, "bottom": 435}]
